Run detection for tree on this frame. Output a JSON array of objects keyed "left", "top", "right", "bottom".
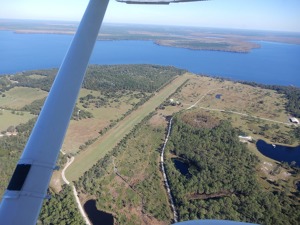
[{"left": 6, "top": 125, "right": 15, "bottom": 133}]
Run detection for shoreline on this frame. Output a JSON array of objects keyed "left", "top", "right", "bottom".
[
  {"left": 1, "top": 26, "right": 300, "bottom": 53},
  {"left": 2, "top": 29, "right": 258, "bottom": 53}
]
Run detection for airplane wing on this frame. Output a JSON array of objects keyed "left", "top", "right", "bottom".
[
  {"left": 0, "top": 0, "right": 109, "bottom": 224},
  {"left": 117, "top": 0, "right": 207, "bottom": 4},
  {"left": 173, "top": 220, "right": 257, "bottom": 225}
]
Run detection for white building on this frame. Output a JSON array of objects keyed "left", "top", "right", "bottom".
[{"left": 290, "top": 117, "right": 299, "bottom": 124}]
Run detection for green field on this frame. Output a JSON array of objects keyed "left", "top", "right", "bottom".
[
  {"left": 0, "top": 87, "right": 48, "bottom": 110},
  {"left": 61, "top": 89, "right": 150, "bottom": 154},
  {"left": 0, "top": 110, "right": 35, "bottom": 133}
]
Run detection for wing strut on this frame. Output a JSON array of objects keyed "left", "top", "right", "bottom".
[{"left": 0, "top": 0, "right": 109, "bottom": 224}]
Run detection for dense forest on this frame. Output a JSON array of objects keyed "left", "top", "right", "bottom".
[
  {"left": 165, "top": 112, "right": 300, "bottom": 225},
  {"left": 0, "top": 118, "right": 36, "bottom": 197},
  {"left": 0, "top": 76, "right": 13, "bottom": 93},
  {"left": 83, "top": 65, "right": 185, "bottom": 93},
  {"left": 10, "top": 64, "right": 186, "bottom": 93},
  {"left": 38, "top": 185, "right": 85, "bottom": 225}
]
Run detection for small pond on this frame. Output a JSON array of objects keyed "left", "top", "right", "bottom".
[
  {"left": 256, "top": 140, "right": 300, "bottom": 166},
  {"left": 296, "top": 181, "right": 300, "bottom": 192},
  {"left": 172, "top": 158, "right": 191, "bottom": 177},
  {"left": 215, "top": 94, "right": 222, "bottom": 99},
  {"left": 84, "top": 200, "right": 113, "bottom": 225}
]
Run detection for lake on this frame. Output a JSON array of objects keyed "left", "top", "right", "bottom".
[
  {"left": 83, "top": 199, "right": 113, "bottom": 225},
  {"left": 1, "top": 30, "right": 300, "bottom": 86},
  {"left": 256, "top": 140, "right": 300, "bottom": 166}
]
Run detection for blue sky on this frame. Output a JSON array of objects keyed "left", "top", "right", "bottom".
[{"left": 0, "top": 0, "right": 299, "bottom": 32}]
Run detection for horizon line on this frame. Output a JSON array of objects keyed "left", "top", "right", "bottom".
[{"left": 1, "top": 18, "right": 300, "bottom": 34}]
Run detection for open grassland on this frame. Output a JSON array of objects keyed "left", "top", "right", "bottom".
[
  {"left": 0, "top": 87, "right": 48, "bottom": 110},
  {"left": 62, "top": 89, "right": 151, "bottom": 154},
  {"left": 66, "top": 73, "right": 191, "bottom": 181},
  {"left": 174, "top": 75, "right": 288, "bottom": 122},
  {"left": 27, "top": 74, "right": 46, "bottom": 79},
  {"left": 171, "top": 75, "right": 294, "bottom": 144},
  {"left": 77, "top": 89, "right": 148, "bottom": 120},
  {"left": 0, "top": 110, "right": 35, "bottom": 132},
  {"left": 62, "top": 118, "right": 107, "bottom": 154}
]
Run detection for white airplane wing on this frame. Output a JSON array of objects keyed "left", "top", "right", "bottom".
[
  {"left": 117, "top": 0, "right": 207, "bottom": 4},
  {"left": 0, "top": 0, "right": 109, "bottom": 224}
]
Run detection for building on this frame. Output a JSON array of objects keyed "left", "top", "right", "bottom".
[
  {"left": 290, "top": 117, "right": 299, "bottom": 124},
  {"left": 238, "top": 136, "right": 253, "bottom": 143}
]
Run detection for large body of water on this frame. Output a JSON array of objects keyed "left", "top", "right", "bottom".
[{"left": 1, "top": 30, "right": 300, "bottom": 86}]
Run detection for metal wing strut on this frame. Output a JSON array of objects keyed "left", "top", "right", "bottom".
[{"left": 0, "top": 0, "right": 109, "bottom": 224}]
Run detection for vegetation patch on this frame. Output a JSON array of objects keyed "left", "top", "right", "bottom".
[
  {"left": 0, "top": 87, "right": 48, "bottom": 109},
  {"left": 66, "top": 74, "right": 190, "bottom": 181},
  {"left": 38, "top": 185, "right": 84, "bottom": 225},
  {"left": 75, "top": 117, "right": 172, "bottom": 225},
  {"left": 180, "top": 111, "right": 220, "bottom": 129},
  {"left": 0, "top": 110, "right": 35, "bottom": 133},
  {"left": 165, "top": 112, "right": 300, "bottom": 224}
]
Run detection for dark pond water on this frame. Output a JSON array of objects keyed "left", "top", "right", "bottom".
[
  {"left": 83, "top": 200, "right": 113, "bottom": 225},
  {"left": 172, "top": 158, "right": 190, "bottom": 176},
  {"left": 296, "top": 181, "right": 300, "bottom": 191},
  {"left": 256, "top": 140, "right": 300, "bottom": 166},
  {"left": 215, "top": 94, "right": 222, "bottom": 99}
]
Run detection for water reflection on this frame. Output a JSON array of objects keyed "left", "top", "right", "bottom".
[
  {"left": 84, "top": 200, "right": 113, "bottom": 225},
  {"left": 296, "top": 181, "right": 300, "bottom": 192},
  {"left": 172, "top": 158, "right": 190, "bottom": 177},
  {"left": 215, "top": 94, "right": 222, "bottom": 99},
  {"left": 256, "top": 140, "right": 300, "bottom": 166}
]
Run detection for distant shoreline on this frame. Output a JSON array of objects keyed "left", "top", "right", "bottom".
[{"left": 1, "top": 20, "right": 300, "bottom": 53}]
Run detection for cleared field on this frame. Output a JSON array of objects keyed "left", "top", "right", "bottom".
[
  {"left": 62, "top": 89, "right": 149, "bottom": 154},
  {"left": 0, "top": 110, "right": 35, "bottom": 132},
  {"left": 61, "top": 118, "right": 108, "bottom": 154},
  {"left": 171, "top": 75, "right": 295, "bottom": 144},
  {"left": 28, "top": 74, "right": 46, "bottom": 79},
  {"left": 0, "top": 87, "right": 48, "bottom": 109},
  {"left": 175, "top": 76, "right": 288, "bottom": 122},
  {"left": 66, "top": 73, "right": 191, "bottom": 181}
]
